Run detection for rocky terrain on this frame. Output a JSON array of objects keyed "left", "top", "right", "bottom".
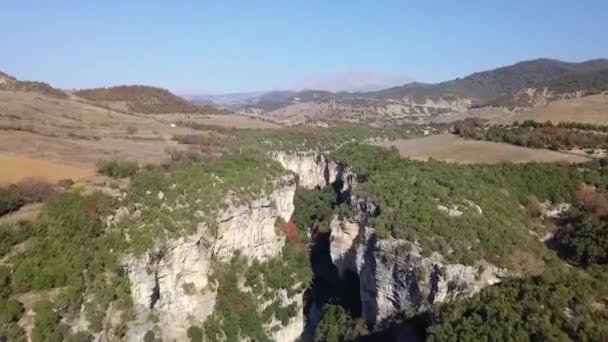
[{"left": 274, "top": 152, "right": 506, "bottom": 330}]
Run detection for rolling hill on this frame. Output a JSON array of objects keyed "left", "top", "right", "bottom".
[
  {"left": 229, "top": 58, "right": 608, "bottom": 125},
  {"left": 488, "top": 68, "right": 608, "bottom": 109},
  {"left": 75, "top": 85, "right": 212, "bottom": 114},
  {"left": 366, "top": 58, "right": 608, "bottom": 105},
  {"left": 0, "top": 71, "right": 68, "bottom": 99}
]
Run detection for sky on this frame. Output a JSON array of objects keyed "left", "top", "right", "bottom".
[{"left": 2, "top": 0, "right": 608, "bottom": 93}]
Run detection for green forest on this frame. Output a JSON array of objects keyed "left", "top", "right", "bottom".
[{"left": 455, "top": 119, "right": 608, "bottom": 152}]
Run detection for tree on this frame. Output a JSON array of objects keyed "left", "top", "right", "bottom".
[{"left": 315, "top": 305, "right": 368, "bottom": 342}]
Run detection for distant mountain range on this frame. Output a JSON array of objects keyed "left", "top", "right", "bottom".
[
  {"left": 186, "top": 58, "right": 608, "bottom": 125},
  {"left": 2, "top": 57, "right": 607, "bottom": 123}
]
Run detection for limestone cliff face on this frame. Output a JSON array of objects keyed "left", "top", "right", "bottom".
[
  {"left": 329, "top": 202, "right": 505, "bottom": 324},
  {"left": 123, "top": 175, "right": 297, "bottom": 341},
  {"left": 276, "top": 152, "right": 505, "bottom": 325},
  {"left": 272, "top": 151, "right": 356, "bottom": 192}
]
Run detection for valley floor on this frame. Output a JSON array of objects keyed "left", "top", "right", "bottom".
[{"left": 376, "top": 133, "right": 591, "bottom": 164}]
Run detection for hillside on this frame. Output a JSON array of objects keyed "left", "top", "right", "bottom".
[
  {"left": 234, "top": 58, "right": 608, "bottom": 125},
  {"left": 487, "top": 68, "right": 608, "bottom": 109},
  {"left": 370, "top": 58, "right": 608, "bottom": 103},
  {"left": 0, "top": 71, "right": 68, "bottom": 99},
  {"left": 75, "top": 85, "right": 211, "bottom": 114},
  {"left": 506, "top": 93, "right": 608, "bottom": 125}
]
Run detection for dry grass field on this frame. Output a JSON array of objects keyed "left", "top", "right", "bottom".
[
  {"left": 0, "top": 89, "right": 288, "bottom": 187},
  {"left": 376, "top": 134, "right": 591, "bottom": 164},
  {"left": 0, "top": 154, "right": 93, "bottom": 184},
  {"left": 151, "top": 113, "right": 284, "bottom": 129},
  {"left": 502, "top": 94, "right": 608, "bottom": 125},
  {"left": 0, "top": 91, "right": 281, "bottom": 169}
]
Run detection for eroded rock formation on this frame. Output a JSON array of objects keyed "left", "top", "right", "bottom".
[
  {"left": 123, "top": 175, "right": 298, "bottom": 341},
  {"left": 275, "top": 152, "right": 506, "bottom": 327}
]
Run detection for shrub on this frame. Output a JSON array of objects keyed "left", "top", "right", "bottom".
[
  {"left": 187, "top": 326, "right": 203, "bottom": 342},
  {"left": 143, "top": 330, "right": 156, "bottom": 342},
  {"left": 12, "top": 178, "right": 57, "bottom": 202},
  {"left": 0, "top": 298, "right": 24, "bottom": 324},
  {"left": 526, "top": 195, "right": 543, "bottom": 218},
  {"left": 0, "top": 187, "right": 24, "bottom": 216},
  {"left": 31, "top": 301, "right": 62, "bottom": 342},
  {"left": 315, "top": 305, "right": 368, "bottom": 342},
  {"left": 97, "top": 160, "right": 139, "bottom": 179},
  {"left": 575, "top": 186, "right": 608, "bottom": 218}
]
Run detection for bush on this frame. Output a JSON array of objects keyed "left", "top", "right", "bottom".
[
  {"left": 31, "top": 301, "right": 62, "bottom": 342},
  {"left": 187, "top": 326, "right": 203, "bottom": 342},
  {"left": 97, "top": 160, "right": 139, "bottom": 179},
  {"left": 12, "top": 178, "right": 57, "bottom": 202},
  {"left": 0, "top": 187, "right": 24, "bottom": 216},
  {"left": 143, "top": 330, "right": 156, "bottom": 342},
  {"left": 526, "top": 195, "right": 543, "bottom": 218},
  {"left": 315, "top": 305, "right": 368, "bottom": 342},
  {"left": 0, "top": 298, "right": 24, "bottom": 324}
]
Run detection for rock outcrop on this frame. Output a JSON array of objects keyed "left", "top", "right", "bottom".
[
  {"left": 272, "top": 151, "right": 356, "bottom": 192},
  {"left": 329, "top": 202, "right": 505, "bottom": 324},
  {"left": 276, "top": 152, "right": 506, "bottom": 326},
  {"left": 123, "top": 175, "right": 297, "bottom": 341}
]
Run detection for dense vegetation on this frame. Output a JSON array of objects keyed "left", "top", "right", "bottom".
[
  {"left": 75, "top": 85, "right": 207, "bottom": 114},
  {"left": 234, "top": 124, "right": 427, "bottom": 152},
  {"left": 557, "top": 120, "right": 608, "bottom": 132},
  {"left": 427, "top": 265, "right": 608, "bottom": 341},
  {"left": 97, "top": 159, "right": 139, "bottom": 178},
  {"left": 556, "top": 187, "right": 608, "bottom": 266},
  {"left": 371, "top": 58, "right": 608, "bottom": 103},
  {"left": 0, "top": 192, "right": 132, "bottom": 341},
  {"left": 331, "top": 144, "right": 608, "bottom": 267},
  {"left": 543, "top": 68, "right": 608, "bottom": 94},
  {"left": 314, "top": 305, "right": 368, "bottom": 342},
  {"left": 123, "top": 151, "right": 286, "bottom": 252},
  {"left": 455, "top": 119, "right": 608, "bottom": 152},
  {"left": 0, "top": 179, "right": 57, "bottom": 216}
]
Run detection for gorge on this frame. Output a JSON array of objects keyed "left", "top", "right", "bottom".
[{"left": 118, "top": 151, "right": 506, "bottom": 341}]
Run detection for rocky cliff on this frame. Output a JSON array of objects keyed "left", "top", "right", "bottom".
[
  {"left": 272, "top": 151, "right": 356, "bottom": 192},
  {"left": 122, "top": 175, "right": 299, "bottom": 341},
  {"left": 275, "top": 152, "right": 506, "bottom": 327},
  {"left": 329, "top": 200, "right": 505, "bottom": 324}
]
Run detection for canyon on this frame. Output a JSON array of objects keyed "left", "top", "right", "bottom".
[{"left": 115, "top": 151, "right": 506, "bottom": 341}]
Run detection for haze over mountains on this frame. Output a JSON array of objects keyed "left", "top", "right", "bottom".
[
  {"left": 185, "top": 58, "right": 608, "bottom": 126},
  {"left": 2, "top": 57, "right": 608, "bottom": 125}
]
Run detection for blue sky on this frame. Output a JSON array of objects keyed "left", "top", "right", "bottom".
[{"left": 2, "top": 1, "right": 607, "bottom": 93}]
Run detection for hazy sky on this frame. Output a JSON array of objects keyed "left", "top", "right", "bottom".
[{"left": 2, "top": 1, "right": 607, "bottom": 93}]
